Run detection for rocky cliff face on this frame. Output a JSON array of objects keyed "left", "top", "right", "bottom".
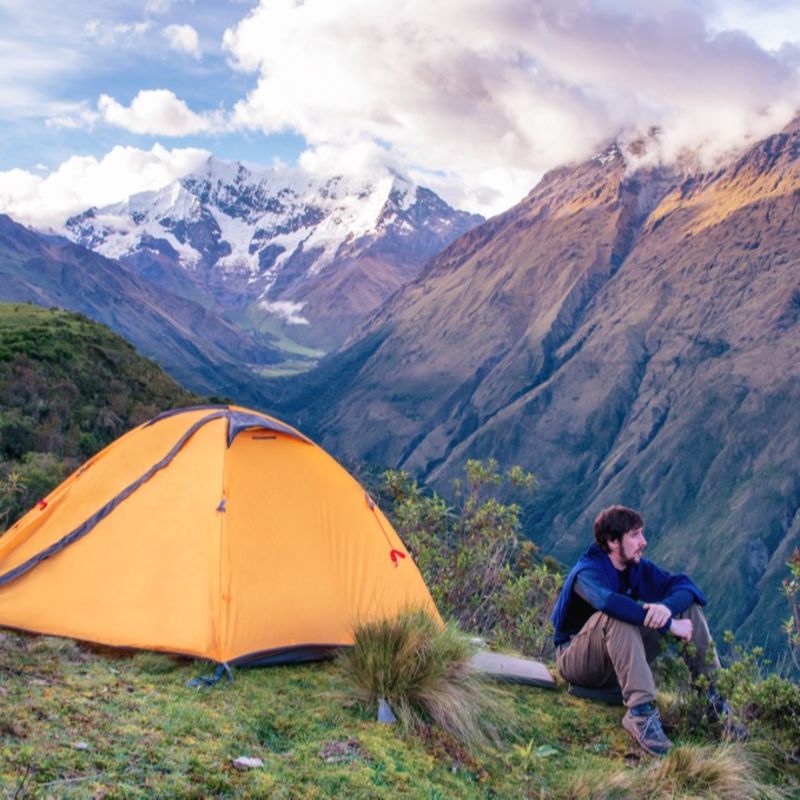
[
  {"left": 272, "top": 123, "right": 800, "bottom": 653},
  {"left": 64, "top": 159, "right": 483, "bottom": 352}
]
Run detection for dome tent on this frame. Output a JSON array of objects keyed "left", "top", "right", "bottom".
[{"left": 0, "top": 405, "right": 439, "bottom": 665}]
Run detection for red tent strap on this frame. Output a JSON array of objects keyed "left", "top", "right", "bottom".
[{"left": 365, "top": 493, "right": 406, "bottom": 566}]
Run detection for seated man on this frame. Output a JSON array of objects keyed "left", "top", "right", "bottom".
[{"left": 550, "top": 505, "right": 742, "bottom": 756}]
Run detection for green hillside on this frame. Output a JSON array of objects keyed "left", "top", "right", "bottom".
[{"left": 0, "top": 303, "right": 200, "bottom": 529}]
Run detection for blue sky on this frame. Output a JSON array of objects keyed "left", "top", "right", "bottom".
[
  {"left": 1, "top": 0, "right": 800, "bottom": 227},
  {"left": 0, "top": 0, "right": 305, "bottom": 170}
]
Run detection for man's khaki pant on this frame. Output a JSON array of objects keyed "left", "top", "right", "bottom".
[{"left": 556, "top": 604, "right": 719, "bottom": 708}]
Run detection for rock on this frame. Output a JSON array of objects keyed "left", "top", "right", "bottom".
[
  {"left": 232, "top": 756, "right": 264, "bottom": 770},
  {"left": 377, "top": 697, "right": 397, "bottom": 724}
]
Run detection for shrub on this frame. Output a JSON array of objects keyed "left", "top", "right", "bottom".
[
  {"left": 710, "top": 635, "right": 800, "bottom": 758},
  {"left": 0, "top": 412, "right": 35, "bottom": 459},
  {"left": 382, "top": 460, "right": 562, "bottom": 657},
  {"left": 0, "top": 452, "right": 66, "bottom": 530},
  {"left": 784, "top": 548, "right": 800, "bottom": 673},
  {"left": 336, "top": 608, "right": 515, "bottom": 751}
]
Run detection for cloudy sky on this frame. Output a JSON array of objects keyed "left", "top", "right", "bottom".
[{"left": 1, "top": 0, "right": 800, "bottom": 227}]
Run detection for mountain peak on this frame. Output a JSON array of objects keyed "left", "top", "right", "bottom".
[{"left": 62, "top": 158, "right": 483, "bottom": 352}]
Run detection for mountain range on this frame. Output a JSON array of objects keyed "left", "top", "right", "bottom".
[
  {"left": 64, "top": 158, "right": 483, "bottom": 358},
  {"left": 0, "top": 214, "right": 278, "bottom": 400},
  {"left": 268, "top": 119, "right": 800, "bottom": 654}
]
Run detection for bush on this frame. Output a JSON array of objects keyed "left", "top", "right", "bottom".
[
  {"left": 336, "top": 608, "right": 514, "bottom": 751},
  {"left": 711, "top": 634, "right": 800, "bottom": 757},
  {"left": 382, "top": 460, "right": 562, "bottom": 657},
  {"left": 784, "top": 548, "right": 800, "bottom": 673},
  {"left": 0, "top": 452, "right": 66, "bottom": 530},
  {"left": 0, "top": 412, "right": 35, "bottom": 459}
]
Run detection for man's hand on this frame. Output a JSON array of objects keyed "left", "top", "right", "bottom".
[
  {"left": 669, "top": 618, "right": 693, "bottom": 642},
  {"left": 642, "top": 602, "right": 671, "bottom": 629}
]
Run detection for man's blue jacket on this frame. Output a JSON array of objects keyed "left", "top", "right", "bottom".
[{"left": 551, "top": 543, "right": 706, "bottom": 647}]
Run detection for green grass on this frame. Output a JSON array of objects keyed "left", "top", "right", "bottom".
[
  {"left": 1, "top": 630, "right": 798, "bottom": 799},
  {"left": 257, "top": 360, "right": 322, "bottom": 378}
]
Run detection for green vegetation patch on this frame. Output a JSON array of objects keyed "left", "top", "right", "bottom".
[{"left": 0, "top": 303, "right": 199, "bottom": 529}]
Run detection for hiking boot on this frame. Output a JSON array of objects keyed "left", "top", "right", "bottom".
[
  {"left": 621, "top": 704, "right": 673, "bottom": 756},
  {"left": 706, "top": 687, "right": 749, "bottom": 741}
]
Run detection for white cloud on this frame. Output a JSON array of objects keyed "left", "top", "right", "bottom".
[
  {"left": 0, "top": 38, "right": 85, "bottom": 118},
  {"left": 0, "top": 144, "right": 210, "bottom": 229},
  {"left": 145, "top": 0, "right": 172, "bottom": 15},
  {"left": 163, "top": 23, "right": 201, "bottom": 59},
  {"left": 708, "top": 1, "right": 800, "bottom": 52},
  {"left": 45, "top": 102, "right": 100, "bottom": 130},
  {"left": 222, "top": 0, "right": 800, "bottom": 216},
  {"left": 84, "top": 18, "right": 153, "bottom": 45},
  {"left": 259, "top": 300, "right": 309, "bottom": 326},
  {"left": 97, "top": 90, "right": 222, "bottom": 135}
]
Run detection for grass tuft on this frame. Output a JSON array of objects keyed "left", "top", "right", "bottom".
[
  {"left": 335, "top": 609, "right": 515, "bottom": 751},
  {"left": 564, "top": 744, "right": 783, "bottom": 800}
]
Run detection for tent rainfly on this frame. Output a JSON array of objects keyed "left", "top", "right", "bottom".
[{"left": 0, "top": 405, "right": 440, "bottom": 666}]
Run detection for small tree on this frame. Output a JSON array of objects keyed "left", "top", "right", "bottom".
[{"left": 0, "top": 467, "right": 25, "bottom": 530}]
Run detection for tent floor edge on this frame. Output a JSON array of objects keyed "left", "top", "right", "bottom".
[{"left": 231, "top": 644, "right": 344, "bottom": 668}]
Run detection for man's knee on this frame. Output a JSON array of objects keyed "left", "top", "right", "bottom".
[{"left": 603, "top": 613, "right": 643, "bottom": 639}]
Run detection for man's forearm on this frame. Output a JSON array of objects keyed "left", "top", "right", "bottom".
[
  {"left": 575, "top": 572, "right": 648, "bottom": 626},
  {"left": 661, "top": 589, "right": 696, "bottom": 615}
]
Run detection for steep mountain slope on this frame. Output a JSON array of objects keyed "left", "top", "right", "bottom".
[
  {"left": 64, "top": 159, "right": 483, "bottom": 352},
  {"left": 0, "top": 215, "right": 278, "bottom": 400},
  {"left": 271, "top": 122, "right": 800, "bottom": 652}
]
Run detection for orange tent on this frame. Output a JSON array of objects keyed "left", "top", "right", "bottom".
[{"left": 0, "top": 406, "right": 439, "bottom": 665}]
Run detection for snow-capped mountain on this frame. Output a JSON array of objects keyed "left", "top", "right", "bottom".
[{"left": 64, "top": 158, "right": 483, "bottom": 351}]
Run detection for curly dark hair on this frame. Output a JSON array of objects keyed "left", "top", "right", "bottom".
[{"left": 593, "top": 505, "right": 644, "bottom": 553}]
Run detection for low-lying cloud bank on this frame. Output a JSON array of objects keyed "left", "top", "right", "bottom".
[
  {"left": 0, "top": 145, "right": 210, "bottom": 229},
  {"left": 221, "top": 0, "right": 800, "bottom": 213}
]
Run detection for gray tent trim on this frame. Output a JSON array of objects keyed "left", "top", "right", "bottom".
[
  {"left": 226, "top": 410, "right": 310, "bottom": 446},
  {"left": 145, "top": 405, "right": 310, "bottom": 445},
  {"left": 145, "top": 404, "right": 226, "bottom": 427}
]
